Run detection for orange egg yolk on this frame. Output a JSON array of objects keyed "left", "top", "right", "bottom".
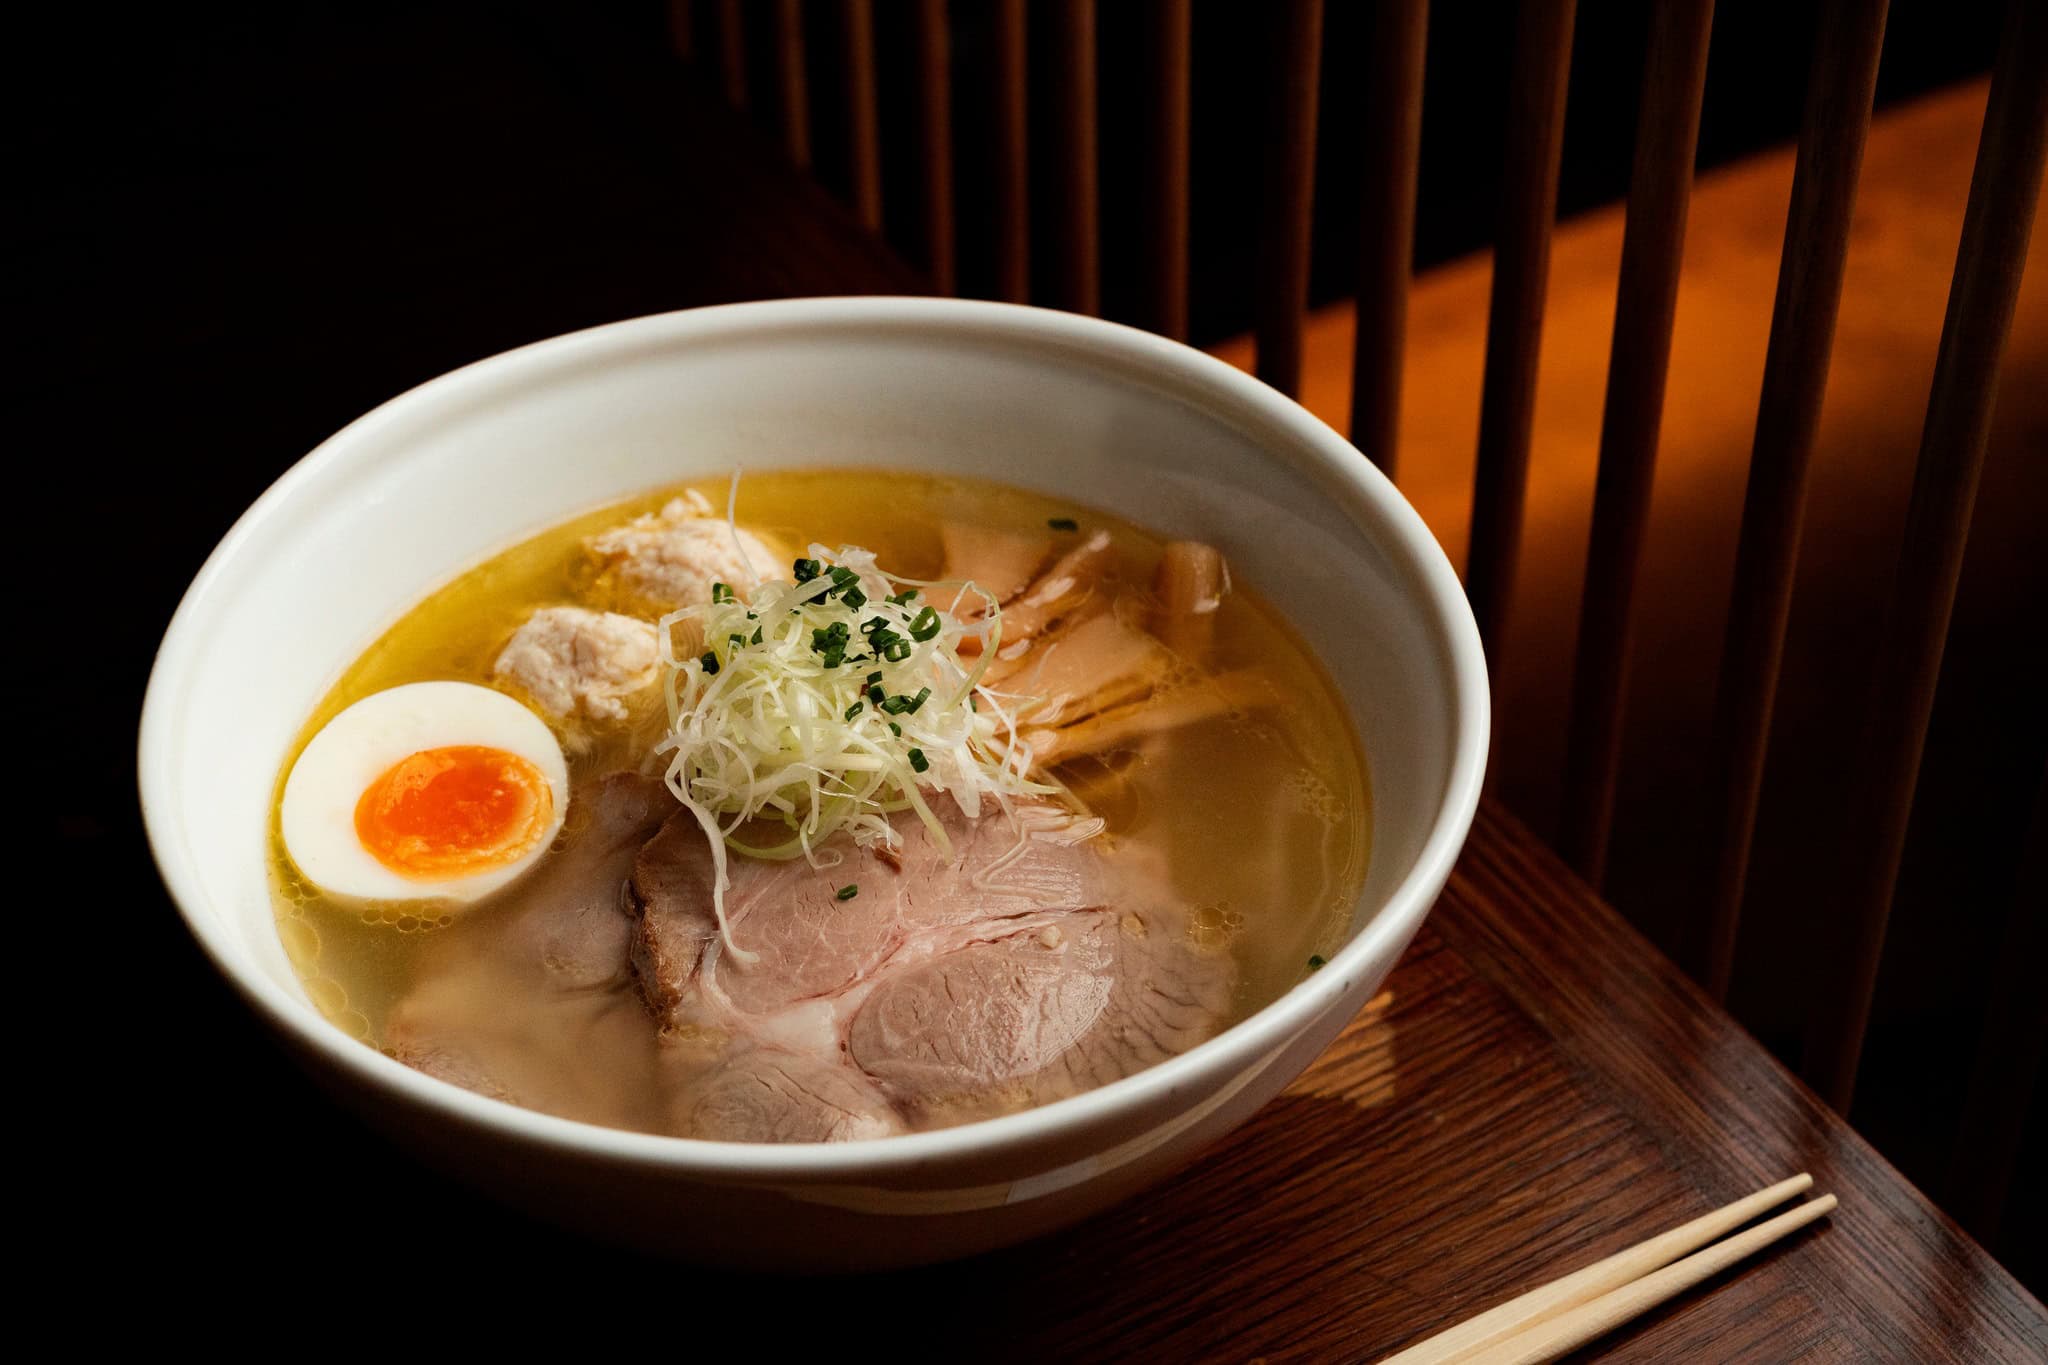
[{"left": 354, "top": 745, "right": 553, "bottom": 881}]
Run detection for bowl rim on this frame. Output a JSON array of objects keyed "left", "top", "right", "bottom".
[{"left": 138, "top": 296, "right": 1489, "bottom": 1178}]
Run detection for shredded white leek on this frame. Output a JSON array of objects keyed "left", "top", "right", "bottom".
[{"left": 654, "top": 543, "right": 1064, "bottom": 965}]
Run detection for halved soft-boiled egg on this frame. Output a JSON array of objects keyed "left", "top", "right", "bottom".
[{"left": 281, "top": 681, "right": 569, "bottom": 902}]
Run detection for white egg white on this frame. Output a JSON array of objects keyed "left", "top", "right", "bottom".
[{"left": 280, "top": 681, "right": 570, "bottom": 902}]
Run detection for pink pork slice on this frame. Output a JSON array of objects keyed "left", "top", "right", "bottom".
[{"left": 630, "top": 801, "right": 1235, "bottom": 1139}]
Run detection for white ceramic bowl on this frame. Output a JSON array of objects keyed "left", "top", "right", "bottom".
[{"left": 139, "top": 298, "right": 1487, "bottom": 1270}]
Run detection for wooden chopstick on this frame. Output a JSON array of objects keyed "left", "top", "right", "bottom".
[
  {"left": 1460, "top": 1196, "right": 1838, "bottom": 1364},
  {"left": 1379, "top": 1174, "right": 1826, "bottom": 1365}
]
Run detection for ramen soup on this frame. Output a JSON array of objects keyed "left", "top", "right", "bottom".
[{"left": 270, "top": 470, "right": 1369, "bottom": 1141}]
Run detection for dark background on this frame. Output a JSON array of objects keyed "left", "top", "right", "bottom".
[{"left": 22, "top": 0, "right": 2037, "bottom": 1301}]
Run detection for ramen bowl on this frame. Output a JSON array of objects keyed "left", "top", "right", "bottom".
[{"left": 138, "top": 298, "right": 1488, "bottom": 1270}]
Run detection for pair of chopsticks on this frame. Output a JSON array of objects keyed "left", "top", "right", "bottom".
[{"left": 1379, "top": 1174, "right": 1836, "bottom": 1365}]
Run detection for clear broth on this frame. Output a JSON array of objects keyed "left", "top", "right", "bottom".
[{"left": 269, "top": 469, "right": 1371, "bottom": 1133}]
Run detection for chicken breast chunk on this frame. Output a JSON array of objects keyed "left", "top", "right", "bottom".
[
  {"left": 494, "top": 606, "right": 660, "bottom": 721},
  {"left": 587, "top": 496, "right": 776, "bottom": 615}
]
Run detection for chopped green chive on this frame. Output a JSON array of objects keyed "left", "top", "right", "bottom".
[
  {"left": 793, "top": 558, "right": 821, "bottom": 582},
  {"left": 1048, "top": 517, "right": 1079, "bottom": 531},
  {"left": 888, "top": 722, "right": 901, "bottom": 737},
  {"left": 888, "top": 589, "right": 919, "bottom": 605},
  {"left": 699, "top": 651, "right": 720, "bottom": 675},
  {"left": 836, "top": 884, "right": 859, "bottom": 901},
  {"left": 883, "top": 639, "right": 913, "bottom": 662},
  {"left": 711, "top": 582, "right": 733, "bottom": 603},
  {"left": 867, "top": 683, "right": 887, "bottom": 705},
  {"left": 907, "top": 748, "right": 929, "bottom": 773},
  {"left": 841, "top": 586, "right": 868, "bottom": 610},
  {"left": 880, "top": 695, "right": 912, "bottom": 715},
  {"left": 750, "top": 625, "right": 764, "bottom": 644},
  {"left": 1307, "top": 954, "right": 1327, "bottom": 971},
  {"left": 908, "top": 686, "right": 932, "bottom": 713},
  {"left": 866, "top": 671, "right": 883, "bottom": 685},
  {"left": 844, "top": 701, "right": 864, "bottom": 721},
  {"left": 908, "top": 606, "right": 941, "bottom": 642},
  {"left": 729, "top": 632, "right": 747, "bottom": 650}
]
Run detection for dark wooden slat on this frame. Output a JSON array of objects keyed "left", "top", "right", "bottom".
[
  {"left": 994, "top": 0, "right": 1030, "bottom": 303},
  {"left": 1462, "top": 0, "right": 1576, "bottom": 665},
  {"left": 1140, "top": 0, "right": 1191, "bottom": 341},
  {"left": 913, "top": 0, "right": 956, "bottom": 294},
  {"left": 716, "top": 0, "right": 747, "bottom": 109},
  {"left": 772, "top": 0, "right": 810, "bottom": 169},
  {"left": 838, "top": 0, "right": 883, "bottom": 232},
  {"left": 1694, "top": 0, "right": 1889, "bottom": 1000},
  {"left": 1948, "top": 770, "right": 2048, "bottom": 1244},
  {"left": 1347, "top": 0, "right": 1429, "bottom": 477},
  {"left": 547, "top": 30, "right": 926, "bottom": 303},
  {"left": 1049, "top": 0, "right": 1100, "bottom": 315},
  {"left": 1802, "top": 0, "right": 2048, "bottom": 1111},
  {"left": 1556, "top": 0, "right": 1716, "bottom": 886},
  {"left": 1253, "top": 0, "right": 1325, "bottom": 397},
  {"left": 667, "top": 0, "right": 693, "bottom": 60}
]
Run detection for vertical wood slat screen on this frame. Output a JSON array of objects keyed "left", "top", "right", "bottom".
[
  {"left": 716, "top": 0, "right": 747, "bottom": 110},
  {"left": 913, "top": 0, "right": 956, "bottom": 295},
  {"left": 1253, "top": 0, "right": 1325, "bottom": 399},
  {"left": 1696, "top": 0, "right": 1890, "bottom": 1001},
  {"left": 1556, "top": 0, "right": 1716, "bottom": 886},
  {"left": 1347, "top": 0, "right": 1430, "bottom": 477},
  {"left": 838, "top": 0, "right": 883, "bottom": 232},
  {"left": 1141, "top": 0, "right": 1192, "bottom": 341},
  {"left": 667, "top": 0, "right": 693, "bottom": 61},
  {"left": 1463, "top": 0, "right": 1576, "bottom": 665},
  {"left": 1802, "top": 0, "right": 2048, "bottom": 1112},
  {"left": 1050, "top": 0, "right": 1101, "bottom": 316},
  {"left": 994, "top": 0, "right": 1031, "bottom": 304},
  {"left": 772, "top": 0, "right": 810, "bottom": 170}
]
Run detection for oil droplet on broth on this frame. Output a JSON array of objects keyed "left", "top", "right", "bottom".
[
  {"left": 359, "top": 900, "right": 451, "bottom": 934},
  {"left": 278, "top": 917, "right": 320, "bottom": 970},
  {"left": 1286, "top": 767, "right": 1348, "bottom": 828},
  {"left": 1189, "top": 903, "right": 1246, "bottom": 950},
  {"left": 305, "top": 977, "right": 349, "bottom": 1017}
]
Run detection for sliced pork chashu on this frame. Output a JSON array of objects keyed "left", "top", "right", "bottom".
[{"left": 628, "top": 802, "right": 1234, "bottom": 1140}]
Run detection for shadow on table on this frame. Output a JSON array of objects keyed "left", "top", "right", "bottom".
[
  {"left": 157, "top": 1049, "right": 1412, "bottom": 1354},
  {"left": 598, "top": 1089, "right": 1427, "bottom": 1357}
]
